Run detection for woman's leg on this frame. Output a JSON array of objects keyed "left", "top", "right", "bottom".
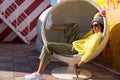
[
  {"left": 37, "top": 61, "right": 46, "bottom": 74},
  {"left": 37, "top": 42, "right": 77, "bottom": 74},
  {"left": 25, "top": 43, "right": 54, "bottom": 80},
  {"left": 37, "top": 43, "right": 53, "bottom": 74}
]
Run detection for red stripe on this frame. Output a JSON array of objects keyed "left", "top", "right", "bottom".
[
  {"left": 0, "top": 0, "right": 4, "bottom": 3},
  {"left": 15, "top": 0, "right": 25, "bottom": 5},
  {"left": 24, "top": 0, "right": 44, "bottom": 15},
  {"left": 21, "top": 5, "right": 50, "bottom": 36},
  {"left": 0, "top": 18, "right": 3, "bottom": 24},
  {"left": 0, "top": 27, "right": 12, "bottom": 41}
]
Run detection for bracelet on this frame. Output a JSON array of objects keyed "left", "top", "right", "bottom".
[{"left": 75, "top": 64, "right": 81, "bottom": 69}]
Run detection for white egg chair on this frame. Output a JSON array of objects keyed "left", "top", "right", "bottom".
[{"left": 41, "top": 0, "right": 109, "bottom": 79}]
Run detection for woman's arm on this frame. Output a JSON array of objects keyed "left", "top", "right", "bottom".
[
  {"left": 94, "top": 10, "right": 106, "bottom": 19},
  {"left": 51, "top": 25, "right": 65, "bottom": 30},
  {"left": 75, "top": 32, "right": 102, "bottom": 77}
]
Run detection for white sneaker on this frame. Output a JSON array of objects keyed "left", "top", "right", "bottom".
[
  {"left": 45, "top": 14, "right": 53, "bottom": 29},
  {"left": 24, "top": 72, "right": 43, "bottom": 80}
]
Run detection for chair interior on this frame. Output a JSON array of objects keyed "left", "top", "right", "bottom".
[{"left": 44, "top": 0, "right": 99, "bottom": 42}]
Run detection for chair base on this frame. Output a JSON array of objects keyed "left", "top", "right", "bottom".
[{"left": 51, "top": 67, "right": 92, "bottom": 80}]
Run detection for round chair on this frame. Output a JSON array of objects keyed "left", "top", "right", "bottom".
[{"left": 41, "top": 0, "right": 109, "bottom": 80}]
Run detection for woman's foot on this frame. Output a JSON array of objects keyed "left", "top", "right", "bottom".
[
  {"left": 24, "top": 72, "right": 43, "bottom": 80},
  {"left": 45, "top": 14, "right": 53, "bottom": 29}
]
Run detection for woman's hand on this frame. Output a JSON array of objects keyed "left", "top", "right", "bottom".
[
  {"left": 74, "top": 61, "right": 84, "bottom": 78},
  {"left": 74, "top": 64, "right": 81, "bottom": 78},
  {"left": 99, "top": 10, "right": 106, "bottom": 17}
]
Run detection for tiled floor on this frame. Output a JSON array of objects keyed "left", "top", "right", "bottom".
[{"left": 0, "top": 42, "right": 120, "bottom": 80}]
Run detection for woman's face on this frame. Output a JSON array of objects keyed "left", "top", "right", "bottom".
[{"left": 92, "top": 22, "right": 102, "bottom": 33}]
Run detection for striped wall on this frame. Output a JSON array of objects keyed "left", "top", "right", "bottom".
[{"left": 0, "top": 0, "right": 50, "bottom": 43}]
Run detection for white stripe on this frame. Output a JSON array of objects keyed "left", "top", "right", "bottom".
[
  {"left": 26, "top": 27, "right": 37, "bottom": 41},
  {"left": 0, "top": 22, "right": 8, "bottom": 34},
  {"left": 0, "top": 0, "right": 13, "bottom": 12},
  {"left": 7, "top": 0, "right": 34, "bottom": 23},
  {"left": 3, "top": 31, "right": 17, "bottom": 41},
  {"left": 16, "top": 0, "right": 50, "bottom": 32}
]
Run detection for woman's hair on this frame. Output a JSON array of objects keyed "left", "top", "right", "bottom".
[{"left": 100, "top": 23, "right": 104, "bottom": 32}]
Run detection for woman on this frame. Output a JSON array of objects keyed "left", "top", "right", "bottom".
[{"left": 25, "top": 10, "right": 106, "bottom": 80}]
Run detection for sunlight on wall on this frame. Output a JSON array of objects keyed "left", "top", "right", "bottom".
[{"left": 93, "top": 0, "right": 120, "bottom": 73}]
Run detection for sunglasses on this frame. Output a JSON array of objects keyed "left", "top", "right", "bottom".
[{"left": 92, "top": 24, "right": 100, "bottom": 28}]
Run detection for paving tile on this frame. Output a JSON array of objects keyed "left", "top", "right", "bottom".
[
  {"left": 14, "top": 65, "right": 32, "bottom": 72},
  {"left": 0, "top": 42, "right": 120, "bottom": 80},
  {"left": 14, "top": 53, "right": 26, "bottom": 57},
  {"left": 0, "top": 71, "right": 13, "bottom": 78},
  {"left": 14, "top": 59, "right": 28, "bottom": 63},
  {"left": 0, "top": 62, "right": 14, "bottom": 67},
  {"left": 2, "top": 50, "right": 14, "bottom": 53},
  {"left": 0, "top": 53, "right": 14, "bottom": 56},
  {"left": 0, "top": 78, "right": 13, "bottom": 80},
  {"left": 14, "top": 56, "right": 27, "bottom": 60},
  {"left": 44, "top": 69, "right": 51, "bottom": 74},
  {"left": 14, "top": 77, "right": 24, "bottom": 80},
  {"left": 0, "top": 67, "right": 14, "bottom": 71},
  {"left": 14, "top": 72, "right": 27, "bottom": 77},
  {"left": 0, "top": 56, "right": 14, "bottom": 60},
  {"left": 43, "top": 74, "right": 58, "bottom": 80},
  {"left": 14, "top": 62, "right": 29, "bottom": 66}
]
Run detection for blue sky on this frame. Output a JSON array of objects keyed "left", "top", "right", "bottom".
[{"left": 50, "top": 0, "right": 57, "bottom": 6}]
